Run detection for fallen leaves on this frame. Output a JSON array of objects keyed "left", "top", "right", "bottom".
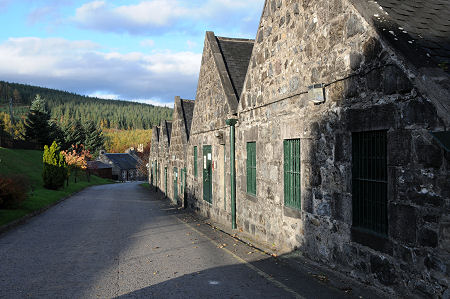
[{"left": 311, "top": 273, "right": 329, "bottom": 283}]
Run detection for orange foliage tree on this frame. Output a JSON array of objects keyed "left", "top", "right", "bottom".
[{"left": 61, "top": 144, "right": 92, "bottom": 183}]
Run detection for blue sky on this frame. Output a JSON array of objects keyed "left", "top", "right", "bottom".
[{"left": 0, "top": 0, "right": 264, "bottom": 106}]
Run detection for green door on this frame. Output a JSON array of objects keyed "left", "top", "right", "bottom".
[
  {"left": 164, "top": 166, "right": 167, "bottom": 196},
  {"left": 173, "top": 167, "right": 178, "bottom": 200},
  {"left": 203, "top": 145, "right": 212, "bottom": 203}
]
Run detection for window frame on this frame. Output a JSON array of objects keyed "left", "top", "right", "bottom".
[
  {"left": 194, "top": 146, "right": 198, "bottom": 177},
  {"left": 284, "top": 139, "right": 301, "bottom": 210},
  {"left": 246, "top": 141, "right": 257, "bottom": 196},
  {"left": 352, "top": 130, "right": 388, "bottom": 236}
]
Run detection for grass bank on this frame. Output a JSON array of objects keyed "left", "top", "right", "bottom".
[
  {"left": 0, "top": 148, "right": 113, "bottom": 226},
  {"left": 140, "top": 182, "right": 151, "bottom": 190}
]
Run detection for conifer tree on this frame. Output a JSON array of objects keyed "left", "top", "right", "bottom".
[
  {"left": 24, "top": 95, "right": 51, "bottom": 148},
  {"left": 49, "top": 120, "right": 65, "bottom": 147},
  {"left": 84, "top": 121, "right": 105, "bottom": 156},
  {"left": 64, "top": 119, "right": 85, "bottom": 150}
]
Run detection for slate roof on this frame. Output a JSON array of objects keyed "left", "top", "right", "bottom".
[
  {"left": 216, "top": 36, "right": 255, "bottom": 99},
  {"left": 103, "top": 153, "right": 138, "bottom": 170},
  {"left": 87, "top": 161, "right": 112, "bottom": 170},
  {"left": 155, "top": 126, "right": 160, "bottom": 142},
  {"left": 165, "top": 121, "right": 172, "bottom": 144},
  {"left": 351, "top": 0, "right": 450, "bottom": 72},
  {"left": 181, "top": 99, "right": 195, "bottom": 139}
]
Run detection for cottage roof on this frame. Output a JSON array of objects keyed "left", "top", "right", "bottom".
[
  {"left": 216, "top": 36, "right": 255, "bottom": 99},
  {"left": 350, "top": 0, "right": 450, "bottom": 72},
  {"left": 181, "top": 99, "right": 195, "bottom": 139},
  {"left": 103, "top": 153, "right": 138, "bottom": 170},
  {"left": 155, "top": 126, "right": 160, "bottom": 142},
  {"left": 87, "top": 160, "right": 112, "bottom": 170},
  {"left": 165, "top": 120, "right": 172, "bottom": 144}
]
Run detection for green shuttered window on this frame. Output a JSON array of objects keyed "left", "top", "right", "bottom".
[
  {"left": 284, "top": 139, "right": 301, "bottom": 209},
  {"left": 352, "top": 130, "right": 388, "bottom": 235},
  {"left": 246, "top": 142, "right": 256, "bottom": 195},
  {"left": 194, "top": 146, "right": 198, "bottom": 177}
]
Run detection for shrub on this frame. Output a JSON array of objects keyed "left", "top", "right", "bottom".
[
  {"left": 0, "top": 174, "right": 30, "bottom": 208},
  {"left": 42, "top": 141, "right": 68, "bottom": 190}
]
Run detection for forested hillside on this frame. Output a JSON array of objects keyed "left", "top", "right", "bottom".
[{"left": 0, "top": 81, "right": 172, "bottom": 130}]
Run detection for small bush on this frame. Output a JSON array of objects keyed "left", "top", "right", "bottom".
[
  {"left": 0, "top": 174, "right": 30, "bottom": 208},
  {"left": 42, "top": 141, "right": 68, "bottom": 190}
]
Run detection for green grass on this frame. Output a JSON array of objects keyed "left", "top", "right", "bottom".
[
  {"left": 0, "top": 148, "right": 113, "bottom": 226},
  {"left": 140, "top": 182, "right": 151, "bottom": 190}
]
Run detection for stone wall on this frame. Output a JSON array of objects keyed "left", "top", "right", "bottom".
[
  {"left": 185, "top": 32, "right": 236, "bottom": 227},
  {"left": 167, "top": 97, "right": 192, "bottom": 206},
  {"left": 234, "top": 0, "right": 449, "bottom": 297},
  {"left": 156, "top": 120, "right": 171, "bottom": 198},
  {"left": 149, "top": 127, "right": 160, "bottom": 189}
]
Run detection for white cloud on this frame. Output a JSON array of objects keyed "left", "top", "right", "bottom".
[
  {"left": 132, "top": 98, "right": 175, "bottom": 108},
  {"left": 0, "top": 37, "right": 201, "bottom": 104},
  {"left": 186, "top": 40, "right": 196, "bottom": 49},
  {"left": 73, "top": 0, "right": 265, "bottom": 35},
  {"left": 140, "top": 39, "right": 155, "bottom": 47},
  {"left": 74, "top": 0, "right": 187, "bottom": 33},
  {"left": 89, "top": 92, "right": 120, "bottom": 100}
]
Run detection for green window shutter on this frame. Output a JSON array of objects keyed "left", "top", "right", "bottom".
[
  {"left": 194, "top": 146, "right": 198, "bottom": 177},
  {"left": 284, "top": 139, "right": 301, "bottom": 209},
  {"left": 352, "top": 130, "right": 388, "bottom": 235},
  {"left": 246, "top": 142, "right": 256, "bottom": 195}
]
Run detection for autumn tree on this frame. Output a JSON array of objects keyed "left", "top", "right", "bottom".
[{"left": 61, "top": 144, "right": 92, "bottom": 183}]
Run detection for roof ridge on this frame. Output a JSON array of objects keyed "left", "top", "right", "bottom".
[{"left": 216, "top": 36, "right": 255, "bottom": 43}]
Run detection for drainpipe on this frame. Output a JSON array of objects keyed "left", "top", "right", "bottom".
[{"left": 226, "top": 118, "right": 238, "bottom": 229}]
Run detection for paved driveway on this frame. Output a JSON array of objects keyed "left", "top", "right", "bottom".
[{"left": 0, "top": 182, "right": 382, "bottom": 298}]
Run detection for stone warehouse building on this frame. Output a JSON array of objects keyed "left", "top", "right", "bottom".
[
  {"left": 186, "top": 32, "right": 254, "bottom": 225},
  {"left": 168, "top": 97, "right": 195, "bottom": 206},
  {"left": 150, "top": 97, "right": 195, "bottom": 206},
  {"left": 150, "top": 0, "right": 449, "bottom": 297},
  {"left": 150, "top": 120, "right": 172, "bottom": 196}
]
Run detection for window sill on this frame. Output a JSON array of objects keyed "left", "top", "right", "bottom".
[
  {"left": 246, "top": 193, "right": 257, "bottom": 202},
  {"left": 351, "top": 227, "right": 392, "bottom": 255},
  {"left": 284, "top": 206, "right": 302, "bottom": 219},
  {"left": 202, "top": 200, "right": 212, "bottom": 206}
]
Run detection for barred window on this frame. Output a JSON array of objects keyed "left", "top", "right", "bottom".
[
  {"left": 352, "top": 130, "right": 388, "bottom": 235},
  {"left": 246, "top": 142, "right": 256, "bottom": 195},
  {"left": 194, "top": 146, "right": 198, "bottom": 177},
  {"left": 284, "top": 139, "right": 301, "bottom": 209}
]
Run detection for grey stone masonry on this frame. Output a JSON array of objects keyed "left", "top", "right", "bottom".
[
  {"left": 149, "top": 126, "right": 160, "bottom": 188},
  {"left": 185, "top": 31, "right": 254, "bottom": 226},
  {"left": 167, "top": 97, "right": 194, "bottom": 206},
  {"left": 148, "top": 1, "right": 449, "bottom": 297},
  {"left": 234, "top": 0, "right": 449, "bottom": 298}
]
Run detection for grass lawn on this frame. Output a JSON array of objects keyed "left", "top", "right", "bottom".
[
  {"left": 0, "top": 147, "right": 113, "bottom": 226},
  {"left": 139, "top": 182, "right": 151, "bottom": 190}
]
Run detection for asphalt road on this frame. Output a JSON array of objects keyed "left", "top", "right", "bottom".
[{"left": 0, "top": 182, "right": 383, "bottom": 298}]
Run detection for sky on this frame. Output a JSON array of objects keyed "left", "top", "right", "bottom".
[{"left": 0, "top": 0, "right": 265, "bottom": 107}]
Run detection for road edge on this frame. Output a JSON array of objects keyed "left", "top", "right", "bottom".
[{"left": 0, "top": 184, "right": 98, "bottom": 236}]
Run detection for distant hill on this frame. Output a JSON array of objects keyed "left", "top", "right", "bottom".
[{"left": 0, "top": 81, "right": 172, "bottom": 130}]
